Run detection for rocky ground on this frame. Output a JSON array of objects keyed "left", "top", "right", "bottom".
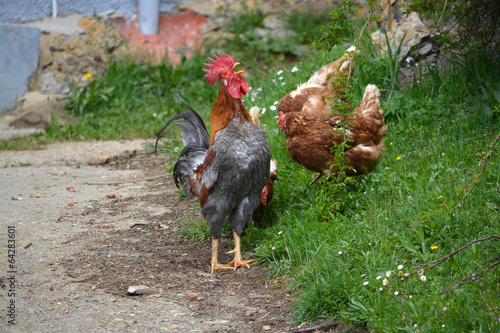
[{"left": 0, "top": 140, "right": 353, "bottom": 332}]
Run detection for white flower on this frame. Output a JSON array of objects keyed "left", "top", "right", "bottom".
[
  {"left": 281, "top": 82, "right": 286, "bottom": 86},
  {"left": 394, "top": 291, "right": 399, "bottom": 296},
  {"left": 404, "top": 273, "right": 410, "bottom": 277},
  {"left": 248, "top": 86, "right": 253, "bottom": 91},
  {"left": 386, "top": 271, "right": 391, "bottom": 277},
  {"left": 277, "top": 70, "right": 283, "bottom": 75},
  {"left": 251, "top": 97, "right": 255, "bottom": 101},
  {"left": 278, "top": 76, "right": 283, "bottom": 80},
  {"left": 270, "top": 105, "right": 277, "bottom": 111},
  {"left": 257, "top": 87, "right": 263, "bottom": 92},
  {"left": 383, "top": 279, "right": 388, "bottom": 286},
  {"left": 273, "top": 101, "right": 279, "bottom": 105},
  {"left": 442, "top": 324, "right": 445, "bottom": 328},
  {"left": 376, "top": 275, "right": 382, "bottom": 280},
  {"left": 338, "top": 251, "right": 343, "bottom": 255},
  {"left": 420, "top": 275, "right": 427, "bottom": 281},
  {"left": 291, "top": 66, "right": 298, "bottom": 72},
  {"left": 271, "top": 246, "right": 276, "bottom": 251},
  {"left": 363, "top": 281, "right": 369, "bottom": 286},
  {"left": 398, "top": 265, "right": 403, "bottom": 270},
  {"left": 379, "top": 287, "right": 384, "bottom": 292},
  {"left": 409, "top": 295, "right": 412, "bottom": 298},
  {"left": 262, "top": 124, "right": 266, "bottom": 128},
  {"left": 278, "top": 231, "right": 283, "bottom": 235},
  {"left": 418, "top": 268, "right": 424, "bottom": 275},
  {"left": 261, "top": 107, "right": 267, "bottom": 114}
]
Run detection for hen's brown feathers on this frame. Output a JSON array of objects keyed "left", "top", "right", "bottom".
[
  {"left": 278, "top": 46, "right": 359, "bottom": 117},
  {"left": 279, "top": 84, "right": 387, "bottom": 183}
]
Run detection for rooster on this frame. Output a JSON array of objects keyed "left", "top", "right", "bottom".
[
  {"left": 278, "top": 45, "right": 359, "bottom": 117},
  {"left": 156, "top": 54, "right": 271, "bottom": 272},
  {"left": 277, "top": 84, "right": 387, "bottom": 185}
]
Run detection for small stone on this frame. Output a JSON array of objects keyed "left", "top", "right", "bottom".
[
  {"left": 42, "top": 236, "right": 48, "bottom": 240},
  {"left": 297, "top": 323, "right": 308, "bottom": 330},
  {"left": 30, "top": 192, "right": 41, "bottom": 198},
  {"left": 245, "top": 311, "right": 254, "bottom": 317},
  {"left": 106, "top": 194, "right": 116, "bottom": 198},
  {"left": 61, "top": 307, "right": 67, "bottom": 311},
  {"left": 66, "top": 186, "right": 74, "bottom": 191},
  {"left": 68, "top": 203, "right": 74, "bottom": 206},
  {"left": 262, "top": 325, "right": 271, "bottom": 331},
  {"left": 102, "top": 223, "right": 111, "bottom": 228},
  {"left": 186, "top": 294, "right": 198, "bottom": 300},
  {"left": 127, "top": 285, "right": 153, "bottom": 295},
  {"left": 89, "top": 153, "right": 109, "bottom": 165}
]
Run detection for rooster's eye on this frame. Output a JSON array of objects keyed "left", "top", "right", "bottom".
[{"left": 221, "top": 70, "right": 229, "bottom": 77}]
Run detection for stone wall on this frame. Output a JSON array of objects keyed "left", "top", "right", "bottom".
[{"left": 0, "top": 0, "right": 181, "bottom": 24}]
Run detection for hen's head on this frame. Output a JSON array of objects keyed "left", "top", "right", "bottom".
[
  {"left": 203, "top": 54, "right": 249, "bottom": 99},
  {"left": 276, "top": 111, "right": 287, "bottom": 131}
]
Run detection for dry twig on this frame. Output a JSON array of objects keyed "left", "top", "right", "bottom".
[
  {"left": 457, "top": 130, "right": 500, "bottom": 208},
  {"left": 385, "top": 235, "right": 499, "bottom": 294},
  {"left": 85, "top": 175, "right": 165, "bottom": 185}
]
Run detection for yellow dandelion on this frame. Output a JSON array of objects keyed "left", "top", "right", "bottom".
[
  {"left": 84, "top": 72, "right": 93, "bottom": 79},
  {"left": 430, "top": 245, "right": 438, "bottom": 250},
  {"left": 396, "top": 156, "right": 401, "bottom": 160}
]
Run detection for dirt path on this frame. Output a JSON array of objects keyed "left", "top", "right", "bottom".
[{"left": 0, "top": 140, "right": 293, "bottom": 332}]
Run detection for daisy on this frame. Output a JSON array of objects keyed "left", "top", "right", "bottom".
[
  {"left": 338, "top": 251, "right": 343, "bottom": 255},
  {"left": 420, "top": 275, "right": 427, "bottom": 282},
  {"left": 418, "top": 268, "right": 424, "bottom": 275},
  {"left": 376, "top": 275, "right": 382, "bottom": 280},
  {"left": 363, "top": 281, "right": 369, "bottom": 286},
  {"left": 383, "top": 279, "right": 389, "bottom": 286},
  {"left": 291, "top": 66, "right": 298, "bottom": 72},
  {"left": 273, "top": 101, "right": 279, "bottom": 105},
  {"left": 379, "top": 287, "right": 384, "bottom": 292},
  {"left": 270, "top": 105, "right": 277, "bottom": 111},
  {"left": 398, "top": 265, "right": 403, "bottom": 270},
  {"left": 279, "top": 76, "right": 283, "bottom": 80},
  {"left": 277, "top": 70, "right": 283, "bottom": 75},
  {"left": 394, "top": 291, "right": 399, "bottom": 296},
  {"left": 386, "top": 271, "right": 391, "bottom": 277},
  {"left": 278, "top": 231, "right": 283, "bottom": 235}
]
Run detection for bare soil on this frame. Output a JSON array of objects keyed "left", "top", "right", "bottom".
[{"left": 0, "top": 141, "right": 300, "bottom": 333}]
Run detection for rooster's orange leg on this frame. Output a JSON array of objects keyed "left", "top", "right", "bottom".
[
  {"left": 211, "top": 238, "right": 232, "bottom": 273},
  {"left": 227, "top": 230, "right": 254, "bottom": 269}
]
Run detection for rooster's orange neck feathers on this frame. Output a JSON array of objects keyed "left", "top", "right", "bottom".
[{"left": 209, "top": 84, "right": 252, "bottom": 146}]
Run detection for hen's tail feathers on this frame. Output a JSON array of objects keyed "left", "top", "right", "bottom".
[
  {"left": 360, "top": 84, "right": 388, "bottom": 139},
  {"left": 155, "top": 94, "right": 210, "bottom": 191}
]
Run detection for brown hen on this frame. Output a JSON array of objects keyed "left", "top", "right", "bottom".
[
  {"left": 277, "top": 84, "right": 388, "bottom": 185},
  {"left": 278, "top": 46, "right": 359, "bottom": 117}
]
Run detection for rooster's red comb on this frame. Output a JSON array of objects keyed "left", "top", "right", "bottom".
[{"left": 203, "top": 54, "right": 236, "bottom": 85}]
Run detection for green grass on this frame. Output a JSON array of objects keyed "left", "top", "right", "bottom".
[
  {"left": 2, "top": 12, "right": 499, "bottom": 331},
  {"left": 243, "top": 48, "right": 500, "bottom": 331}
]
